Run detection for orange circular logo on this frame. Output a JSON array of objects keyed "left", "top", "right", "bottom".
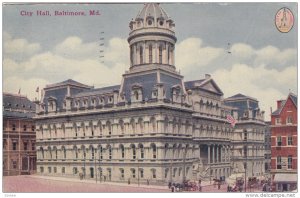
[{"left": 275, "top": 7, "right": 294, "bottom": 33}]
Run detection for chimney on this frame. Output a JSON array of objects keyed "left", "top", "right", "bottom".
[
  {"left": 277, "top": 100, "right": 284, "bottom": 109},
  {"left": 205, "top": 74, "right": 211, "bottom": 79}
]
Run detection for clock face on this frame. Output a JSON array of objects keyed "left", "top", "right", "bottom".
[{"left": 275, "top": 7, "right": 294, "bottom": 33}]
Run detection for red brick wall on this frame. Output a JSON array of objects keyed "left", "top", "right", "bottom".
[{"left": 271, "top": 95, "right": 297, "bottom": 171}]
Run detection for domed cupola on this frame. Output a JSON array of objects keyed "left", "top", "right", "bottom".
[{"left": 128, "top": 3, "right": 177, "bottom": 72}]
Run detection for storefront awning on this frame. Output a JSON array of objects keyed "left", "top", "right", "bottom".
[{"left": 274, "top": 174, "right": 297, "bottom": 183}]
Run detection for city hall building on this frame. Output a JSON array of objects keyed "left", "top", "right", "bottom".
[{"left": 34, "top": 3, "right": 266, "bottom": 184}]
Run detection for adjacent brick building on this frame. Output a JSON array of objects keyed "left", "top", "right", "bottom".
[
  {"left": 3, "top": 93, "right": 36, "bottom": 176},
  {"left": 270, "top": 93, "right": 297, "bottom": 192}
]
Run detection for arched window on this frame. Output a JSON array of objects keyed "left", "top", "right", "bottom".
[
  {"left": 74, "top": 146, "right": 78, "bottom": 159},
  {"left": 108, "top": 145, "right": 112, "bottom": 160},
  {"left": 119, "top": 120, "right": 124, "bottom": 134},
  {"left": 149, "top": 44, "right": 152, "bottom": 63},
  {"left": 150, "top": 117, "right": 156, "bottom": 132},
  {"left": 131, "top": 144, "right": 136, "bottom": 159},
  {"left": 120, "top": 144, "right": 125, "bottom": 159},
  {"left": 139, "top": 144, "right": 144, "bottom": 159},
  {"left": 91, "top": 147, "right": 95, "bottom": 160},
  {"left": 63, "top": 147, "right": 66, "bottom": 159},
  {"left": 138, "top": 118, "right": 144, "bottom": 133},
  {"left": 106, "top": 121, "right": 112, "bottom": 135},
  {"left": 99, "top": 146, "right": 103, "bottom": 160},
  {"left": 40, "top": 147, "right": 44, "bottom": 159},
  {"left": 151, "top": 143, "right": 157, "bottom": 159},
  {"left": 140, "top": 46, "right": 143, "bottom": 64},
  {"left": 159, "top": 45, "right": 163, "bottom": 64}
]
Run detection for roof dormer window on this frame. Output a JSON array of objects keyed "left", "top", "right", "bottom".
[
  {"left": 148, "top": 20, "right": 152, "bottom": 26},
  {"left": 159, "top": 20, "right": 164, "bottom": 26}
]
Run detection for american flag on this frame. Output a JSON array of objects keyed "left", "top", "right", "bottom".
[{"left": 226, "top": 114, "right": 237, "bottom": 127}]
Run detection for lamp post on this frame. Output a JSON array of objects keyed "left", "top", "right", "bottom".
[
  {"left": 83, "top": 149, "right": 86, "bottom": 179},
  {"left": 95, "top": 149, "right": 97, "bottom": 183},
  {"left": 137, "top": 147, "right": 140, "bottom": 186}
]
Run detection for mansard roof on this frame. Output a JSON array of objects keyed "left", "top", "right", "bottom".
[
  {"left": 74, "top": 85, "right": 120, "bottom": 98},
  {"left": 3, "top": 92, "right": 35, "bottom": 118}
]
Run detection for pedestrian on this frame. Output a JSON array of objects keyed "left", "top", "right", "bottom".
[
  {"left": 218, "top": 182, "right": 221, "bottom": 190},
  {"left": 168, "top": 182, "right": 172, "bottom": 189},
  {"left": 171, "top": 184, "right": 175, "bottom": 192},
  {"left": 199, "top": 183, "right": 202, "bottom": 192},
  {"left": 128, "top": 178, "right": 130, "bottom": 185},
  {"left": 199, "top": 179, "right": 201, "bottom": 184}
]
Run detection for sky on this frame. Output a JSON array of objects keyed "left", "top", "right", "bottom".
[{"left": 2, "top": 2, "right": 298, "bottom": 120}]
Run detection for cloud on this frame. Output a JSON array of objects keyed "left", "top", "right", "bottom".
[
  {"left": 212, "top": 63, "right": 296, "bottom": 118},
  {"left": 254, "top": 46, "right": 297, "bottom": 69},
  {"left": 3, "top": 32, "right": 41, "bottom": 58},
  {"left": 3, "top": 36, "right": 129, "bottom": 99},
  {"left": 230, "top": 43, "right": 255, "bottom": 60},
  {"left": 54, "top": 36, "right": 98, "bottom": 60},
  {"left": 176, "top": 38, "right": 224, "bottom": 71}
]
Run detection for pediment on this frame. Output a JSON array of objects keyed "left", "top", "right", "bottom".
[{"left": 199, "top": 79, "right": 223, "bottom": 95}]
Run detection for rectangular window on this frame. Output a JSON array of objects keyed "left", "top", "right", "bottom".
[
  {"left": 12, "top": 161, "right": 17, "bottom": 169},
  {"left": 277, "top": 136, "right": 282, "bottom": 146},
  {"left": 120, "top": 169, "right": 124, "bottom": 179},
  {"left": 48, "top": 167, "right": 51, "bottom": 173},
  {"left": 32, "top": 142, "right": 35, "bottom": 150},
  {"left": 287, "top": 117, "right": 293, "bottom": 124},
  {"left": 140, "top": 169, "right": 144, "bottom": 178},
  {"left": 24, "top": 142, "right": 28, "bottom": 151},
  {"left": 132, "top": 169, "right": 136, "bottom": 178},
  {"left": 275, "top": 118, "right": 281, "bottom": 125},
  {"left": 40, "top": 167, "right": 44, "bottom": 173},
  {"left": 23, "top": 125, "right": 27, "bottom": 131},
  {"left": 277, "top": 156, "right": 282, "bottom": 169},
  {"left": 12, "top": 124, "right": 16, "bottom": 131},
  {"left": 13, "top": 142, "right": 17, "bottom": 150},
  {"left": 62, "top": 167, "right": 65, "bottom": 174},
  {"left": 32, "top": 125, "right": 35, "bottom": 132},
  {"left": 165, "top": 169, "right": 168, "bottom": 178},
  {"left": 73, "top": 167, "right": 78, "bottom": 174},
  {"left": 152, "top": 169, "right": 156, "bottom": 179},
  {"left": 288, "top": 156, "right": 292, "bottom": 169},
  {"left": 288, "top": 136, "right": 293, "bottom": 145},
  {"left": 54, "top": 167, "right": 57, "bottom": 173}
]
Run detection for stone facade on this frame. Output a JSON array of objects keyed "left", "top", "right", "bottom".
[{"left": 34, "top": 3, "right": 266, "bottom": 184}]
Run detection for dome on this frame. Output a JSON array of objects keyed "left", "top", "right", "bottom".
[
  {"left": 129, "top": 3, "right": 175, "bottom": 30},
  {"left": 136, "top": 3, "right": 169, "bottom": 22}
]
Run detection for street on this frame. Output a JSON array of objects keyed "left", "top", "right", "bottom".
[
  {"left": 3, "top": 175, "right": 169, "bottom": 193},
  {"left": 3, "top": 175, "right": 264, "bottom": 193}
]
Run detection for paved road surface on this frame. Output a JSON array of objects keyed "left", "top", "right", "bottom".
[{"left": 3, "top": 175, "right": 168, "bottom": 193}]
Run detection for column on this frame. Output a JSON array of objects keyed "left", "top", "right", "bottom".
[
  {"left": 212, "top": 145, "right": 215, "bottom": 164},
  {"left": 216, "top": 146, "right": 219, "bottom": 163},
  {"left": 208, "top": 145, "right": 211, "bottom": 164}
]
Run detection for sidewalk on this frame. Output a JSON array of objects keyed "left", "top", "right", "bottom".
[{"left": 28, "top": 175, "right": 169, "bottom": 190}]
